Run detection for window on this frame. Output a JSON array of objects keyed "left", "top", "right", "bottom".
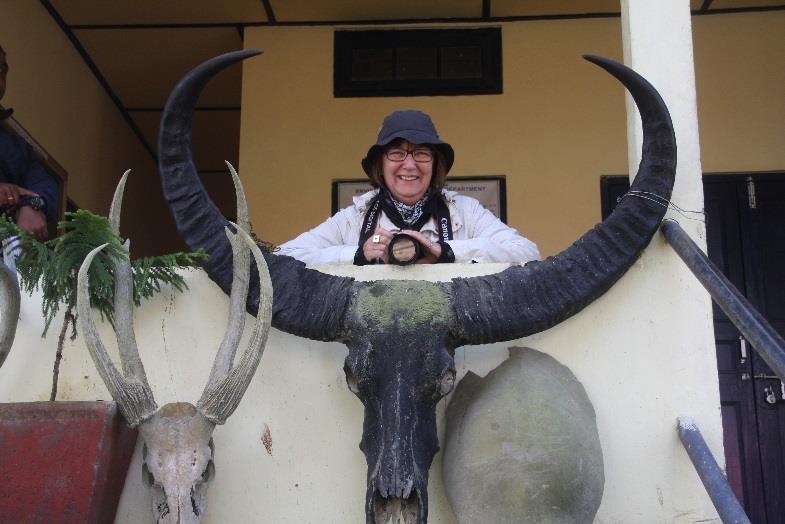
[{"left": 334, "top": 28, "right": 502, "bottom": 97}]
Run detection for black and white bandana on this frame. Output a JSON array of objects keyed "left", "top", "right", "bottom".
[{"left": 382, "top": 189, "right": 433, "bottom": 228}]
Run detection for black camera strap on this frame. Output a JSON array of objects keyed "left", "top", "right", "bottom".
[
  {"left": 357, "top": 192, "right": 453, "bottom": 248},
  {"left": 358, "top": 195, "right": 383, "bottom": 249},
  {"left": 433, "top": 197, "right": 453, "bottom": 243}
]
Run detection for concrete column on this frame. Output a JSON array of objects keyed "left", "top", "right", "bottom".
[
  {"left": 621, "top": 0, "right": 705, "bottom": 242},
  {"left": 619, "top": 2, "right": 722, "bottom": 521}
]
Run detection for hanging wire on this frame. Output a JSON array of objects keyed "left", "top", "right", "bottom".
[{"left": 617, "top": 190, "right": 706, "bottom": 223}]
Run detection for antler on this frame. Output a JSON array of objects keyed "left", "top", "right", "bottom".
[
  {"left": 449, "top": 55, "right": 677, "bottom": 344},
  {"left": 158, "top": 49, "right": 355, "bottom": 342},
  {"left": 197, "top": 164, "right": 273, "bottom": 424},
  {"left": 77, "top": 241, "right": 158, "bottom": 427},
  {"left": 79, "top": 168, "right": 272, "bottom": 426},
  {"left": 108, "top": 170, "right": 152, "bottom": 383},
  {"left": 0, "top": 243, "right": 20, "bottom": 368},
  {"left": 77, "top": 171, "right": 159, "bottom": 426}
]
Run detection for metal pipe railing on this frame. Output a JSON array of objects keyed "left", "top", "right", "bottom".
[
  {"left": 661, "top": 219, "right": 785, "bottom": 381},
  {"left": 677, "top": 416, "right": 750, "bottom": 523}
]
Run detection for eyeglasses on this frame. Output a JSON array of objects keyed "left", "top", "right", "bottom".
[{"left": 384, "top": 147, "right": 433, "bottom": 163}]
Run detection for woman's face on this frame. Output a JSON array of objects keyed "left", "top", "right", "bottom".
[{"left": 381, "top": 140, "right": 433, "bottom": 205}]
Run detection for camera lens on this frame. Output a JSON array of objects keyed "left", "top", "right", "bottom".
[{"left": 388, "top": 234, "right": 422, "bottom": 265}]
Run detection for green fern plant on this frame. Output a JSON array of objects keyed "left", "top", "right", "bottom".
[{"left": 0, "top": 211, "right": 206, "bottom": 399}]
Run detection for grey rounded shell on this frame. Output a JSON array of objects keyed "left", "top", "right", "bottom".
[{"left": 443, "top": 347, "right": 604, "bottom": 523}]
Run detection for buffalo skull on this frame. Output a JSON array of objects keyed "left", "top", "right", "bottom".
[
  {"left": 77, "top": 169, "right": 273, "bottom": 523},
  {"left": 158, "top": 51, "right": 675, "bottom": 523}
]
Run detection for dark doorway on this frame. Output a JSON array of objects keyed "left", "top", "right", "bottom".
[{"left": 601, "top": 173, "right": 785, "bottom": 522}]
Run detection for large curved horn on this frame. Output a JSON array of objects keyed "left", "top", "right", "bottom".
[
  {"left": 449, "top": 55, "right": 677, "bottom": 344},
  {"left": 0, "top": 253, "right": 20, "bottom": 368},
  {"left": 159, "top": 50, "right": 355, "bottom": 342}
]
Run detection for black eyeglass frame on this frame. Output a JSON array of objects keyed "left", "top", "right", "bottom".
[{"left": 384, "top": 147, "right": 434, "bottom": 163}]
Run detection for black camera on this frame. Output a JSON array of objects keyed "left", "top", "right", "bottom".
[{"left": 387, "top": 233, "right": 424, "bottom": 266}]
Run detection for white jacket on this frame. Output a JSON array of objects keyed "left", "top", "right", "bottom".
[{"left": 278, "top": 189, "right": 540, "bottom": 265}]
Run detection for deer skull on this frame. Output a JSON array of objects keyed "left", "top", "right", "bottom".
[{"left": 77, "top": 167, "right": 272, "bottom": 523}]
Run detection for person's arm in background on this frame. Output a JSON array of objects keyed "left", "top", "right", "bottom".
[{"left": 11, "top": 135, "right": 58, "bottom": 239}]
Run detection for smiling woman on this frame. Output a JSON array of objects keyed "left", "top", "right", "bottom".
[{"left": 278, "top": 110, "right": 541, "bottom": 266}]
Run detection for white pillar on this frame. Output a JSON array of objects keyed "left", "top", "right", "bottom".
[
  {"left": 619, "top": 1, "right": 723, "bottom": 521},
  {"left": 621, "top": 0, "right": 705, "bottom": 242}
]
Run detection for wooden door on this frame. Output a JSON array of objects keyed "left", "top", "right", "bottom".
[
  {"left": 704, "top": 177, "right": 767, "bottom": 522},
  {"left": 730, "top": 176, "right": 785, "bottom": 523},
  {"left": 602, "top": 174, "right": 785, "bottom": 522}
]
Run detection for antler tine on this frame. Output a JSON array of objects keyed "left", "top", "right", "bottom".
[
  {"left": 113, "top": 240, "right": 153, "bottom": 388},
  {"left": 109, "top": 170, "right": 131, "bottom": 235},
  {"left": 198, "top": 224, "right": 272, "bottom": 424},
  {"left": 107, "top": 171, "right": 151, "bottom": 384},
  {"left": 200, "top": 165, "right": 251, "bottom": 393},
  {"left": 77, "top": 244, "right": 158, "bottom": 427},
  {"left": 201, "top": 221, "right": 250, "bottom": 395},
  {"left": 107, "top": 171, "right": 152, "bottom": 385},
  {"left": 225, "top": 161, "right": 249, "bottom": 233},
  {"left": 0, "top": 256, "right": 20, "bottom": 368}
]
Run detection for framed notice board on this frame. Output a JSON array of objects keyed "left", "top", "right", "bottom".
[{"left": 332, "top": 175, "right": 507, "bottom": 223}]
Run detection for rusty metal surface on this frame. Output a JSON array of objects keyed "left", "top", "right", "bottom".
[{"left": 0, "top": 401, "right": 138, "bottom": 524}]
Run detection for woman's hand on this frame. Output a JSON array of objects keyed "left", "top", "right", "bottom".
[
  {"left": 363, "top": 226, "right": 394, "bottom": 264},
  {"left": 400, "top": 230, "right": 441, "bottom": 264}
]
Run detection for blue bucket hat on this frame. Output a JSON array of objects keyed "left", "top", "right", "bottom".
[{"left": 361, "top": 110, "right": 455, "bottom": 177}]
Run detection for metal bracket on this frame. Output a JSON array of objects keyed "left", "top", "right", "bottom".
[
  {"left": 753, "top": 373, "right": 781, "bottom": 380},
  {"left": 739, "top": 336, "right": 748, "bottom": 364}
]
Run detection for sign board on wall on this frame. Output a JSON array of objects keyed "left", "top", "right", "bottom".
[{"left": 331, "top": 176, "right": 507, "bottom": 223}]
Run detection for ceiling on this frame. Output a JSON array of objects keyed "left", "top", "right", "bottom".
[{"left": 42, "top": 0, "right": 785, "bottom": 175}]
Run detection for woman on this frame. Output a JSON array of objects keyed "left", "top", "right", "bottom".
[{"left": 278, "top": 110, "right": 540, "bottom": 265}]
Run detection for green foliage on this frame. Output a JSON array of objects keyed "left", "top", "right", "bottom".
[{"left": 0, "top": 210, "right": 206, "bottom": 335}]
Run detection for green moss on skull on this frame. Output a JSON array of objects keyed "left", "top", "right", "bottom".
[{"left": 354, "top": 281, "right": 450, "bottom": 332}]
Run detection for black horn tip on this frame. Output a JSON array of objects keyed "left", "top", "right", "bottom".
[
  {"left": 582, "top": 54, "right": 614, "bottom": 66},
  {"left": 189, "top": 48, "right": 263, "bottom": 78},
  {"left": 162, "top": 49, "right": 263, "bottom": 112},
  {"left": 238, "top": 48, "right": 264, "bottom": 59},
  {"left": 582, "top": 54, "right": 630, "bottom": 78},
  {"left": 580, "top": 54, "right": 662, "bottom": 99}
]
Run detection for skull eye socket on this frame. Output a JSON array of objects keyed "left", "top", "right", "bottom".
[
  {"left": 439, "top": 368, "right": 456, "bottom": 397},
  {"left": 343, "top": 363, "right": 360, "bottom": 395},
  {"left": 142, "top": 461, "right": 156, "bottom": 487},
  {"left": 200, "top": 459, "right": 215, "bottom": 484}
]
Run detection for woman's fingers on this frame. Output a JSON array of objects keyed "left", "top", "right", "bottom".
[{"left": 400, "top": 229, "right": 441, "bottom": 259}]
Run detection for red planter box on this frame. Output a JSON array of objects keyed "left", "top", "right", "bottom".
[{"left": 0, "top": 401, "right": 138, "bottom": 523}]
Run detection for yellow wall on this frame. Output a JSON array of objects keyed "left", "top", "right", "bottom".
[
  {"left": 240, "top": 20, "right": 626, "bottom": 257},
  {"left": 240, "top": 12, "right": 785, "bottom": 257},
  {"left": 0, "top": 1, "right": 174, "bottom": 256},
  {"left": 693, "top": 11, "right": 785, "bottom": 173}
]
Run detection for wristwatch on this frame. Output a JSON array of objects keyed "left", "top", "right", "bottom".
[{"left": 19, "top": 195, "right": 47, "bottom": 213}]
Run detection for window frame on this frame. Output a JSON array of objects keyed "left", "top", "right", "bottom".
[{"left": 334, "top": 28, "right": 503, "bottom": 98}]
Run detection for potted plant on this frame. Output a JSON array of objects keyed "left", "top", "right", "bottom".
[{"left": 0, "top": 174, "right": 206, "bottom": 523}]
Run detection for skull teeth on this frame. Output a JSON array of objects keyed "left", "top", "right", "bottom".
[{"left": 373, "top": 491, "right": 420, "bottom": 524}]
